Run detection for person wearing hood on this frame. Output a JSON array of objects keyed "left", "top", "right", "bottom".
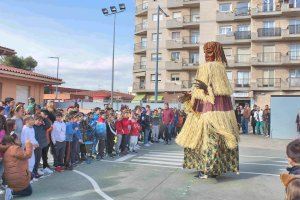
[{"left": 0, "top": 135, "right": 33, "bottom": 200}]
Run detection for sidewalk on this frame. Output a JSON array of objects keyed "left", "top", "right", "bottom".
[{"left": 239, "top": 134, "right": 292, "bottom": 151}]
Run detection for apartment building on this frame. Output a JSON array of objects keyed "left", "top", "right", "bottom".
[{"left": 132, "top": 0, "right": 300, "bottom": 107}]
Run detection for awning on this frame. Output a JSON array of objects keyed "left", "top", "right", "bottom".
[
  {"left": 148, "top": 95, "right": 164, "bottom": 102},
  {"left": 131, "top": 94, "right": 145, "bottom": 103}
]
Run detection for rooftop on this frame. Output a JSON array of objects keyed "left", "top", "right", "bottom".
[
  {"left": 0, "top": 45, "right": 16, "bottom": 56},
  {"left": 0, "top": 64, "right": 63, "bottom": 85}
]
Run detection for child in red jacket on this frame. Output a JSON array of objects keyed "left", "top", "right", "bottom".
[
  {"left": 115, "top": 112, "right": 123, "bottom": 155},
  {"left": 130, "top": 115, "right": 141, "bottom": 153}
]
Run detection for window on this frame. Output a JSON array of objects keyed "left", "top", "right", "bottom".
[
  {"left": 219, "top": 26, "right": 232, "bottom": 35},
  {"left": 151, "top": 74, "right": 161, "bottom": 81},
  {"left": 290, "top": 44, "right": 300, "bottom": 60},
  {"left": 152, "top": 33, "right": 162, "bottom": 41},
  {"left": 263, "top": 69, "right": 275, "bottom": 86},
  {"left": 189, "top": 52, "right": 199, "bottom": 64},
  {"left": 236, "top": 2, "right": 249, "bottom": 16},
  {"left": 172, "top": 32, "right": 181, "bottom": 40},
  {"left": 219, "top": 3, "right": 232, "bottom": 12},
  {"left": 237, "top": 71, "right": 250, "bottom": 86},
  {"left": 172, "top": 12, "right": 181, "bottom": 20},
  {"left": 226, "top": 71, "right": 233, "bottom": 82},
  {"left": 152, "top": 13, "right": 164, "bottom": 21},
  {"left": 289, "top": 19, "right": 300, "bottom": 34},
  {"left": 223, "top": 48, "right": 232, "bottom": 60},
  {"left": 141, "top": 37, "right": 147, "bottom": 47},
  {"left": 171, "top": 74, "right": 180, "bottom": 82},
  {"left": 171, "top": 52, "right": 180, "bottom": 61},
  {"left": 263, "top": 0, "right": 275, "bottom": 12},
  {"left": 263, "top": 20, "right": 275, "bottom": 28},
  {"left": 151, "top": 53, "right": 162, "bottom": 61},
  {"left": 237, "top": 48, "right": 250, "bottom": 63},
  {"left": 237, "top": 24, "right": 250, "bottom": 31}
]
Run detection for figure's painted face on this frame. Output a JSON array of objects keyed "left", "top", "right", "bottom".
[{"left": 204, "top": 47, "right": 215, "bottom": 62}]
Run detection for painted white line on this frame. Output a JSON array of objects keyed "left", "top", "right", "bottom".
[
  {"left": 101, "top": 159, "right": 182, "bottom": 169},
  {"left": 239, "top": 171, "right": 279, "bottom": 177},
  {"left": 240, "top": 162, "right": 286, "bottom": 167},
  {"left": 115, "top": 154, "right": 136, "bottom": 162},
  {"left": 273, "top": 161, "right": 288, "bottom": 164},
  {"left": 137, "top": 156, "right": 183, "bottom": 162},
  {"left": 100, "top": 160, "right": 280, "bottom": 177},
  {"left": 73, "top": 170, "right": 114, "bottom": 200},
  {"left": 143, "top": 154, "right": 183, "bottom": 158},
  {"left": 130, "top": 159, "right": 182, "bottom": 166},
  {"left": 240, "top": 155, "right": 286, "bottom": 160},
  {"left": 148, "top": 152, "right": 184, "bottom": 156}
]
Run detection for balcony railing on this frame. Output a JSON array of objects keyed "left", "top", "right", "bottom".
[
  {"left": 133, "top": 82, "right": 145, "bottom": 90},
  {"left": 183, "top": 36, "right": 199, "bottom": 44},
  {"left": 135, "top": 23, "right": 148, "bottom": 33},
  {"left": 257, "top": 28, "right": 282, "bottom": 37},
  {"left": 182, "top": 58, "right": 199, "bottom": 66},
  {"left": 289, "top": 24, "right": 300, "bottom": 34},
  {"left": 134, "top": 42, "right": 147, "bottom": 52},
  {"left": 182, "top": 80, "right": 193, "bottom": 89},
  {"left": 236, "top": 54, "right": 251, "bottom": 63},
  {"left": 234, "top": 79, "right": 250, "bottom": 88},
  {"left": 133, "top": 62, "right": 146, "bottom": 70},
  {"left": 288, "top": 51, "right": 300, "bottom": 61},
  {"left": 234, "top": 7, "right": 251, "bottom": 16},
  {"left": 183, "top": 15, "right": 200, "bottom": 24},
  {"left": 235, "top": 31, "right": 251, "bottom": 39},
  {"left": 257, "top": 52, "right": 281, "bottom": 63},
  {"left": 287, "top": 2, "right": 300, "bottom": 8},
  {"left": 287, "top": 77, "right": 300, "bottom": 87},
  {"left": 135, "top": 3, "right": 148, "bottom": 14},
  {"left": 256, "top": 78, "right": 281, "bottom": 88}
]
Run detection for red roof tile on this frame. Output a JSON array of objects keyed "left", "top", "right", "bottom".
[{"left": 0, "top": 64, "right": 62, "bottom": 82}]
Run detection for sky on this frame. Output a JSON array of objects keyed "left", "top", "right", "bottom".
[{"left": 0, "top": 0, "right": 134, "bottom": 92}]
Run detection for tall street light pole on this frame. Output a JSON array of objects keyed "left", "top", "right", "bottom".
[
  {"left": 48, "top": 56, "right": 60, "bottom": 100},
  {"left": 102, "top": 3, "right": 126, "bottom": 108},
  {"left": 154, "top": 1, "right": 168, "bottom": 103}
]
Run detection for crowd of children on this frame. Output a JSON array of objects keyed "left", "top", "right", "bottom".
[{"left": 0, "top": 97, "right": 186, "bottom": 199}]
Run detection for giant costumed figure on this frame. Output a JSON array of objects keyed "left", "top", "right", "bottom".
[{"left": 176, "top": 41, "right": 239, "bottom": 179}]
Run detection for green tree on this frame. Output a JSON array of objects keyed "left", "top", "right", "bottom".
[{"left": 0, "top": 55, "right": 38, "bottom": 71}]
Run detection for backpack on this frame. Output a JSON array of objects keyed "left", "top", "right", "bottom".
[{"left": 95, "top": 122, "right": 106, "bottom": 136}]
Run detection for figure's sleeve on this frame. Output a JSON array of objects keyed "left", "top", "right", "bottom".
[{"left": 191, "top": 64, "right": 215, "bottom": 104}]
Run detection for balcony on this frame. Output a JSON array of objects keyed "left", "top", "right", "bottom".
[
  {"left": 166, "top": 39, "right": 183, "bottom": 49},
  {"left": 135, "top": 23, "right": 147, "bottom": 35},
  {"left": 135, "top": 3, "right": 148, "bottom": 16},
  {"left": 165, "top": 60, "right": 183, "bottom": 70},
  {"left": 216, "top": 31, "right": 251, "bottom": 44},
  {"left": 234, "top": 79, "right": 250, "bottom": 90},
  {"left": 133, "top": 82, "right": 146, "bottom": 91},
  {"left": 252, "top": 52, "right": 282, "bottom": 66},
  {"left": 227, "top": 54, "right": 251, "bottom": 67},
  {"left": 182, "top": 15, "right": 200, "bottom": 28},
  {"left": 182, "top": 0, "right": 199, "bottom": 7},
  {"left": 283, "top": 51, "right": 300, "bottom": 65},
  {"left": 166, "top": 18, "right": 183, "bottom": 29},
  {"left": 182, "top": 58, "right": 199, "bottom": 70},
  {"left": 216, "top": 8, "right": 250, "bottom": 22},
  {"left": 134, "top": 42, "right": 147, "bottom": 54},
  {"left": 182, "top": 80, "right": 193, "bottom": 89},
  {"left": 133, "top": 62, "right": 146, "bottom": 72},
  {"left": 251, "top": 3, "right": 282, "bottom": 18},
  {"left": 167, "top": 0, "right": 183, "bottom": 8},
  {"left": 182, "top": 36, "right": 199, "bottom": 49},
  {"left": 282, "top": 25, "right": 300, "bottom": 40},
  {"left": 253, "top": 78, "right": 282, "bottom": 91},
  {"left": 285, "top": 77, "right": 300, "bottom": 90},
  {"left": 282, "top": 2, "right": 300, "bottom": 17},
  {"left": 252, "top": 28, "right": 282, "bottom": 41}
]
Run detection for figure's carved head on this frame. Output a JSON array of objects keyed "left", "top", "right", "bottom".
[{"left": 203, "top": 42, "right": 227, "bottom": 65}]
